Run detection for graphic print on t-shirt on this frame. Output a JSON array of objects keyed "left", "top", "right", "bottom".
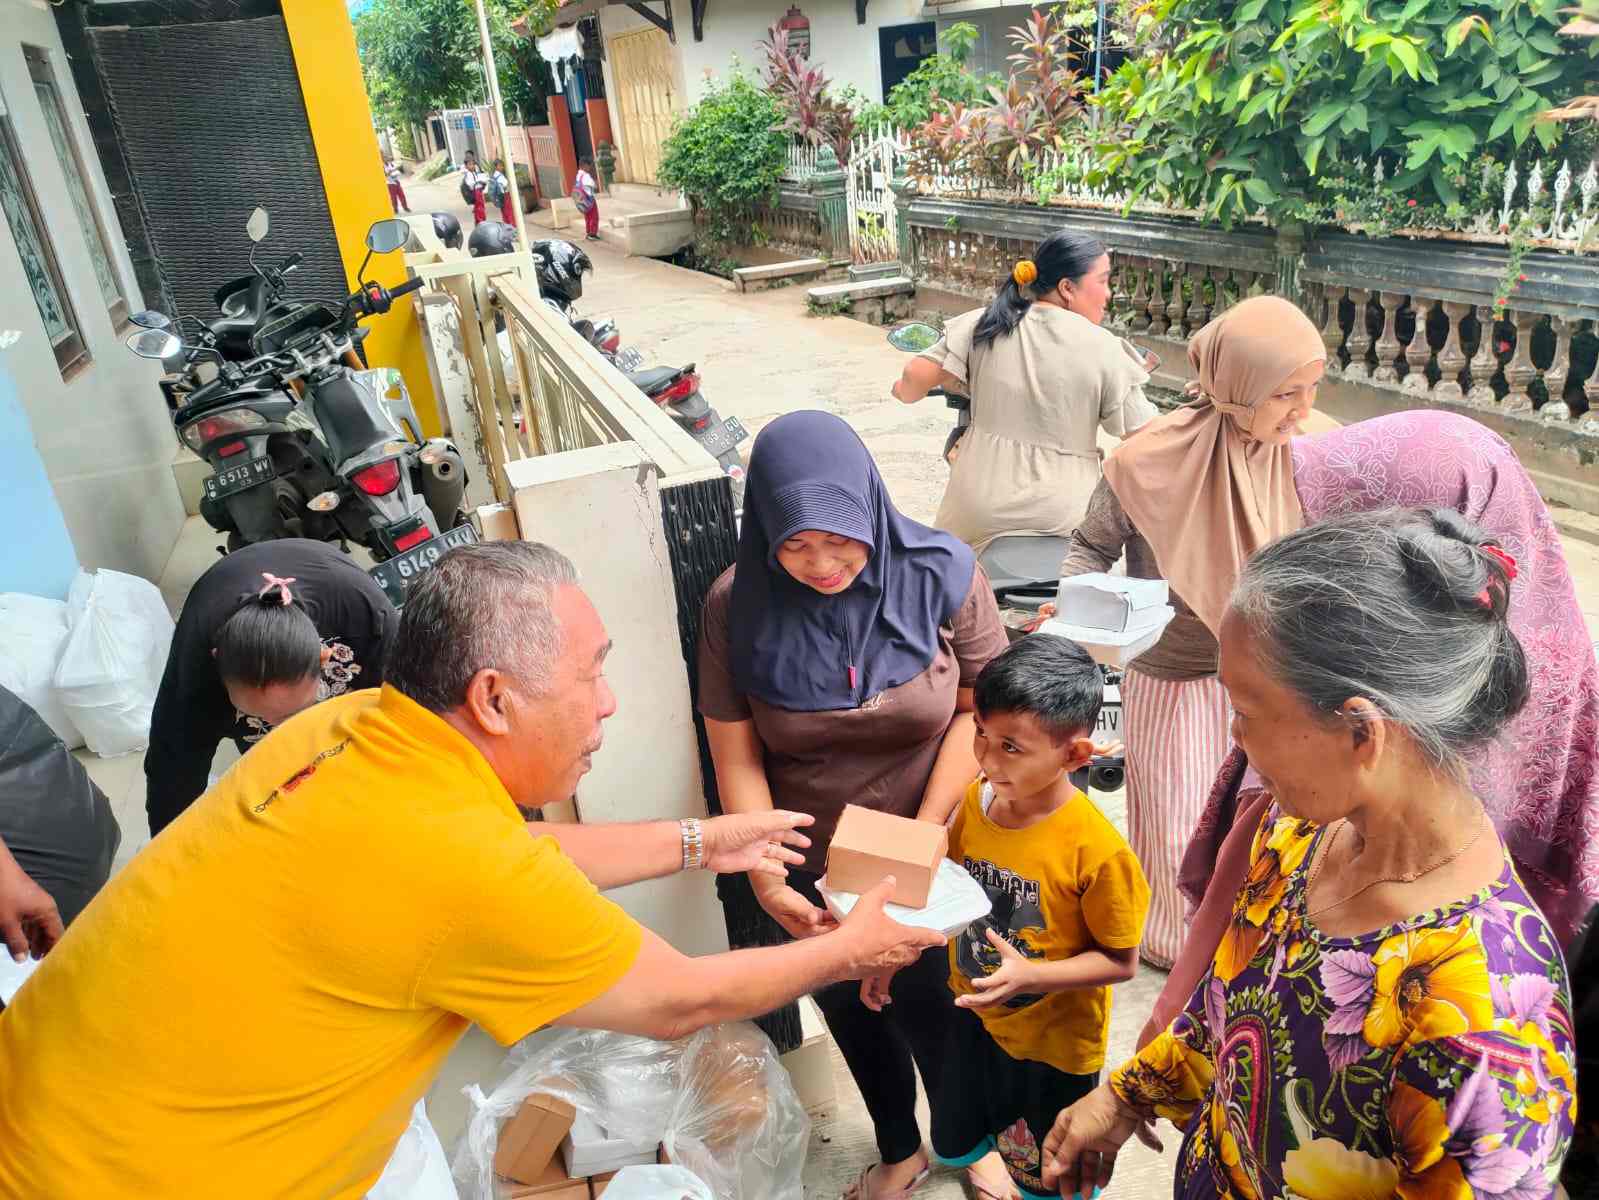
[{"left": 956, "top": 856, "right": 1048, "bottom": 1009}]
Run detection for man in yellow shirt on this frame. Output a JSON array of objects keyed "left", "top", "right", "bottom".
[{"left": 0, "top": 542, "right": 942, "bottom": 1198}]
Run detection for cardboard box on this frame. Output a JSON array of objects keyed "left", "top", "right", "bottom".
[
  {"left": 494, "top": 1157, "right": 590, "bottom": 1197},
  {"left": 589, "top": 1171, "right": 616, "bottom": 1197},
  {"left": 495, "top": 1094, "right": 577, "bottom": 1185},
  {"left": 560, "top": 1112, "right": 659, "bottom": 1179},
  {"left": 1054, "top": 572, "right": 1168, "bottom": 633},
  {"left": 477, "top": 503, "right": 520, "bottom": 542},
  {"left": 825, "top": 804, "right": 948, "bottom": 908}
]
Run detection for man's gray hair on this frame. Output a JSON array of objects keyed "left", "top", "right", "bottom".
[{"left": 388, "top": 541, "right": 579, "bottom": 712}]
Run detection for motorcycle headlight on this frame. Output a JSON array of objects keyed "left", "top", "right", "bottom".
[{"left": 182, "top": 408, "right": 268, "bottom": 451}]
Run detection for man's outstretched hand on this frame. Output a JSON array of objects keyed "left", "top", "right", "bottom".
[
  {"left": 702, "top": 810, "right": 814, "bottom": 876},
  {"left": 0, "top": 846, "right": 63, "bottom": 963}
]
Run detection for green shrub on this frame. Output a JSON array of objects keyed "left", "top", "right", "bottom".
[
  {"left": 659, "top": 73, "right": 788, "bottom": 245},
  {"left": 1089, "top": 0, "right": 1593, "bottom": 222}
]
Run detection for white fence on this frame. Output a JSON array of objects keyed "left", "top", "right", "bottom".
[{"left": 785, "top": 126, "right": 1599, "bottom": 258}]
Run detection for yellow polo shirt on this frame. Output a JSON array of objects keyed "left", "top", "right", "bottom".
[{"left": 0, "top": 686, "right": 641, "bottom": 1198}]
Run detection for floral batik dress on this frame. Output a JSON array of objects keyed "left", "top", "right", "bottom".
[{"left": 1110, "top": 805, "right": 1576, "bottom": 1199}]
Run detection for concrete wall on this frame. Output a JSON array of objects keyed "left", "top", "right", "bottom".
[{"left": 0, "top": 6, "right": 184, "bottom": 586}]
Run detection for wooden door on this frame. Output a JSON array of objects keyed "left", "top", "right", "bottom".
[{"left": 608, "top": 26, "right": 677, "bottom": 185}]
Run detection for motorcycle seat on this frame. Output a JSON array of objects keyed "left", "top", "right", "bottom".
[
  {"left": 979, "top": 534, "right": 1074, "bottom": 610},
  {"left": 625, "top": 365, "right": 682, "bottom": 394}
]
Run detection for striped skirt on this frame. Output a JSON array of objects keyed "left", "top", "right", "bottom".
[{"left": 1122, "top": 669, "right": 1234, "bottom": 970}]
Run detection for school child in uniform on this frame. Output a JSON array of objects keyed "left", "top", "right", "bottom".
[
  {"left": 867, "top": 634, "right": 1149, "bottom": 1199},
  {"left": 490, "top": 159, "right": 514, "bottom": 224}
]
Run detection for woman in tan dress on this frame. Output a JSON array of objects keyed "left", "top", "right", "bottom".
[{"left": 892, "top": 230, "right": 1157, "bottom": 554}]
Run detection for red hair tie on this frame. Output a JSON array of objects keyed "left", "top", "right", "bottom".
[
  {"left": 259, "top": 573, "right": 297, "bottom": 606},
  {"left": 1476, "top": 544, "right": 1517, "bottom": 609}
]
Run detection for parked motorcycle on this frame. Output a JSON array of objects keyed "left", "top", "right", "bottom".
[
  {"left": 471, "top": 223, "right": 748, "bottom": 510},
  {"left": 887, "top": 321, "right": 1125, "bottom": 792},
  {"left": 126, "top": 209, "right": 472, "bottom": 601}
]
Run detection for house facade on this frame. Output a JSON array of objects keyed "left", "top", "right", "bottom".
[{"left": 0, "top": 0, "right": 185, "bottom": 595}]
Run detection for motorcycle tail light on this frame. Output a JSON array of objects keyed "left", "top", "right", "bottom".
[
  {"left": 601, "top": 332, "right": 621, "bottom": 354},
  {"left": 393, "top": 525, "right": 432, "bottom": 552},
  {"left": 181, "top": 409, "right": 266, "bottom": 451},
  {"left": 216, "top": 440, "right": 247, "bottom": 458},
  {"left": 691, "top": 415, "right": 711, "bottom": 431},
  {"left": 656, "top": 372, "right": 701, "bottom": 404},
  {"left": 351, "top": 459, "right": 401, "bottom": 496}
]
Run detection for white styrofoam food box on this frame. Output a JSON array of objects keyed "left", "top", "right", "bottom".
[
  {"left": 1054, "top": 573, "right": 1169, "bottom": 633},
  {"left": 818, "top": 857, "right": 991, "bottom": 938},
  {"left": 562, "top": 1112, "right": 658, "bottom": 1179},
  {"left": 1038, "top": 608, "right": 1175, "bottom": 668}
]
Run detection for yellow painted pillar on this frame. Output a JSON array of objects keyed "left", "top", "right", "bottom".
[{"left": 280, "top": 0, "right": 442, "bottom": 437}]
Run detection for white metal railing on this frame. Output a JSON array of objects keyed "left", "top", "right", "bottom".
[
  {"left": 404, "top": 249, "right": 720, "bottom": 504},
  {"left": 782, "top": 141, "right": 820, "bottom": 182}
]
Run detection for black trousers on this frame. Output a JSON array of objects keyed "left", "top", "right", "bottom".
[
  {"left": 930, "top": 1000, "right": 1098, "bottom": 1199},
  {"left": 787, "top": 870, "right": 957, "bottom": 1165}
]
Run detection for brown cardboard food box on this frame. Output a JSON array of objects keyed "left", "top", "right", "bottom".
[
  {"left": 494, "top": 1094, "right": 578, "bottom": 1185},
  {"left": 825, "top": 804, "right": 948, "bottom": 908},
  {"left": 494, "top": 1157, "right": 590, "bottom": 1197}
]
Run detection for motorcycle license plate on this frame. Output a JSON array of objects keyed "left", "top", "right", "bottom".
[
  {"left": 697, "top": 416, "right": 748, "bottom": 458},
  {"left": 614, "top": 347, "right": 644, "bottom": 371},
  {"left": 1095, "top": 702, "right": 1122, "bottom": 739},
  {"left": 368, "top": 524, "right": 478, "bottom": 607},
  {"left": 203, "top": 455, "right": 275, "bottom": 502}
]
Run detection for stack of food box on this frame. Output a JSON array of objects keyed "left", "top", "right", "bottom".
[
  {"left": 492, "top": 1093, "right": 664, "bottom": 1198},
  {"left": 1037, "top": 573, "right": 1174, "bottom": 667}
]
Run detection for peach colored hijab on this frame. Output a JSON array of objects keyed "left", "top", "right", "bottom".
[{"left": 1101, "top": 296, "right": 1327, "bottom": 635}]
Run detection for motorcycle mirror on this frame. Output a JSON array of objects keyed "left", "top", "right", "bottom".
[
  {"left": 366, "top": 218, "right": 411, "bottom": 255},
  {"left": 246, "top": 207, "right": 270, "bottom": 243},
  {"left": 126, "top": 328, "right": 182, "bottom": 360},
  {"left": 886, "top": 322, "right": 941, "bottom": 353},
  {"left": 129, "top": 310, "right": 171, "bottom": 330}
]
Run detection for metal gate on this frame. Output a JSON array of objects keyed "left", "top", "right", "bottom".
[
  {"left": 608, "top": 26, "right": 677, "bottom": 185},
  {"left": 845, "top": 126, "right": 906, "bottom": 263}
]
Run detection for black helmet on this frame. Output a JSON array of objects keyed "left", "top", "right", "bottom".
[
  {"left": 530, "top": 239, "right": 591, "bottom": 307},
  {"left": 431, "top": 212, "right": 463, "bottom": 250},
  {"left": 468, "top": 220, "right": 518, "bottom": 258}
]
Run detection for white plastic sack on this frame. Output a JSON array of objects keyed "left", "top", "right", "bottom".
[
  {"left": 601, "top": 1166, "right": 714, "bottom": 1200},
  {"left": 54, "top": 569, "right": 174, "bottom": 757},
  {"left": 0, "top": 593, "right": 83, "bottom": 749},
  {"left": 452, "top": 1024, "right": 809, "bottom": 1200},
  {"left": 368, "top": 1100, "right": 458, "bottom": 1200}
]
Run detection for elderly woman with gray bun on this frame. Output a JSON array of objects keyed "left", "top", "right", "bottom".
[{"left": 1041, "top": 507, "right": 1576, "bottom": 1200}]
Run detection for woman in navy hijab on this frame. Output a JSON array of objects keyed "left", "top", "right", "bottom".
[{"left": 698, "top": 411, "right": 1008, "bottom": 1198}]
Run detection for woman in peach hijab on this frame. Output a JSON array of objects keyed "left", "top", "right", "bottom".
[{"left": 1052, "top": 295, "right": 1331, "bottom": 967}]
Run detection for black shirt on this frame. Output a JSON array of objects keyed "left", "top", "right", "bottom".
[{"left": 144, "top": 540, "right": 396, "bottom": 836}]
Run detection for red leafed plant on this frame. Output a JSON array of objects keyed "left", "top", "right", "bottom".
[
  {"left": 905, "top": 8, "right": 1088, "bottom": 189},
  {"left": 760, "top": 25, "right": 857, "bottom": 165}
]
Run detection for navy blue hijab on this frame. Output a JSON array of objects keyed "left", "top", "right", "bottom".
[{"left": 729, "top": 411, "right": 976, "bottom": 712}]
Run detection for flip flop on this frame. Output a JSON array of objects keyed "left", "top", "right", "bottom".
[
  {"left": 841, "top": 1163, "right": 932, "bottom": 1200},
  {"left": 965, "top": 1164, "right": 1019, "bottom": 1200}
]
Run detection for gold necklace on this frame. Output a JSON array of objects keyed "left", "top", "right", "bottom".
[{"left": 1304, "top": 809, "right": 1487, "bottom": 920}]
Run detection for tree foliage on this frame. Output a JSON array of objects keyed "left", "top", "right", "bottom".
[
  {"left": 355, "top": 0, "right": 555, "bottom": 134},
  {"left": 1090, "top": 0, "right": 1593, "bottom": 222}
]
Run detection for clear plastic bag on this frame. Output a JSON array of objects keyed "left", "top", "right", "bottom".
[
  {"left": 451, "top": 1024, "right": 809, "bottom": 1200},
  {"left": 54, "top": 569, "right": 174, "bottom": 757},
  {"left": 369, "top": 1100, "right": 458, "bottom": 1200},
  {"left": 601, "top": 1165, "right": 714, "bottom": 1199}
]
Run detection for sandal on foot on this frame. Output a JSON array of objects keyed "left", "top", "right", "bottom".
[
  {"left": 965, "top": 1164, "right": 1018, "bottom": 1200},
  {"left": 841, "top": 1163, "right": 932, "bottom": 1200}
]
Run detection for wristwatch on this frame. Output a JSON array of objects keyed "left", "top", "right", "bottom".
[{"left": 680, "top": 817, "right": 705, "bottom": 871}]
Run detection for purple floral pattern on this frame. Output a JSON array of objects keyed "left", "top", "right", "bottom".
[{"left": 1112, "top": 806, "right": 1576, "bottom": 1200}]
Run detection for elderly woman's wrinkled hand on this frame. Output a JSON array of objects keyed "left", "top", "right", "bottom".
[{"left": 1041, "top": 1083, "right": 1142, "bottom": 1199}]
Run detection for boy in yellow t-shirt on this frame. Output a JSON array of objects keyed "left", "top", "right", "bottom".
[{"left": 929, "top": 635, "right": 1149, "bottom": 1199}]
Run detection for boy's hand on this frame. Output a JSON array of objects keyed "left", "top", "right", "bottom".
[
  {"left": 956, "top": 929, "right": 1038, "bottom": 1010},
  {"left": 860, "top": 972, "right": 895, "bottom": 1012}
]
